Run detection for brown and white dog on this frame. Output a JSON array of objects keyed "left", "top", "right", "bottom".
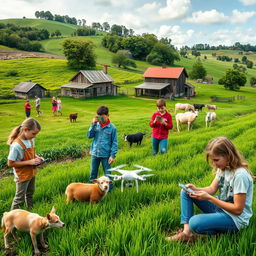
[
  {"left": 65, "top": 176, "right": 112, "bottom": 203},
  {"left": 1, "top": 206, "right": 64, "bottom": 255}
]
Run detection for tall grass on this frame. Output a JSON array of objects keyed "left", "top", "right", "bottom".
[{"left": 1, "top": 82, "right": 256, "bottom": 255}]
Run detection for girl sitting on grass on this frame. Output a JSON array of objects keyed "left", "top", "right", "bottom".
[{"left": 166, "top": 136, "right": 254, "bottom": 242}]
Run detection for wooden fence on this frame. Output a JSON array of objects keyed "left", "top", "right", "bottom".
[{"left": 211, "top": 95, "right": 245, "bottom": 102}]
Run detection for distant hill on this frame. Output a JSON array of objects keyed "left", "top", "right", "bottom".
[
  {"left": 0, "top": 18, "right": 88, "bottom": 37},
  {"left": 1, "top": 18, "right": 256, "bottom": 86}
]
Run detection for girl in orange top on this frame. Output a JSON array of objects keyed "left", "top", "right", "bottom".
[{"left": 7, "top": 118, "right": 43, "bottom": 210}]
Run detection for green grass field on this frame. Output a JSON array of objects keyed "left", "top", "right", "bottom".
[
  {"left": 0, "top": 83, "right": 256, "bottom": 255},
  {"left": 0, "top": 58, "right": 143, "bottom": 97}
]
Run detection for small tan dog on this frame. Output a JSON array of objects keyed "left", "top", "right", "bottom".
[
  {"left": 1, "top": 206, "right": 64, "bottom": 255},
  {"left": 65, "top": 176, "right": 112, "bottom": 203}
]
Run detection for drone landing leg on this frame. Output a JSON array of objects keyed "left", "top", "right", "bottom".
[
  {"left": 121, "top": 179, "right": 124, "bottom": 192},
  {"left": 135, "top": 180, "right": 138, "bottom": 193}
]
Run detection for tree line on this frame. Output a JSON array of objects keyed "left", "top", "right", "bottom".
[
  {"left": 35, "top": 10, "right": 78, "bottom": 25},
  {"left": 184, "top": 42, "right": 256, "bottom": 52},
  {"left": 0, "top": 23, "right": 50, "bottom": 51}
]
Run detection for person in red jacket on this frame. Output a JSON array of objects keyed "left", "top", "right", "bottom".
[
  {"left": 24, "top": 100, "right": 31, "bottom": 118},
  {"left": 149, "top": 99, "right": 173, "bottom": 155}
]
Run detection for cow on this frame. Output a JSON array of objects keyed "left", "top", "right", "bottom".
[
  {"left": 206, "top": 104, "right": 217, "bottom": 111},
  {"left": 193, "top": 104, "right": 205, "bottom": 111},
  {"left": 124, "top": 132, "right": 145, "bottom": 147},
  {"left": 175, "top": 103, "right": 195, "bottom": 114},
  {"left": 69, "top": 113, "right": 78, "bottom": 122}
]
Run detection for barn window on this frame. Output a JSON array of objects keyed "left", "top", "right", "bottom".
[{"left": 106, "top": 86, "right": 108, "bottom": 93}]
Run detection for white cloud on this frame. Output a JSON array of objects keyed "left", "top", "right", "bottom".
[
  {"left": 155, "top": 25, "right": 194, "bottom": 48},
  {"left": 119, "top": 13, "right": 146, "bottom": 29},
  {"left": 239, "top": 0, "right": 256, "bottom": 6},
  {"left": 158, "top": 0, "right": 191, "bottom": 20},
  {"left": 185, "top": 9, "right": 227, "bottom": 24},
  {"left": 230, "top": 9, "right": 255, "bottom": 24},
  {"left": 209, "top": 28, "right": 256, "bottom": 46},
  {"left": 137, "top": 2, "right": 160, "bottom": 15}
]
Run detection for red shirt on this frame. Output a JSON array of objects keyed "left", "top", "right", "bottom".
[
  {"left": 25, "top": 103, "right": 31, "bottom": 113},
  {"left": 149, "top": 111, "right": 173, "bottom": 139}
]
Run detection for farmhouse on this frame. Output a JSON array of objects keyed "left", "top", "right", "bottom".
[
  {"left": 61, "top": 66, "right": 118, "bottom": 98},
  {"left": 134, "top": 66, "right": 193, "bottom": 98},
  {"left": 13, "top": 81, "right": 46, "bottom": 99}
]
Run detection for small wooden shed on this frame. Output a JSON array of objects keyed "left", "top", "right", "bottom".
[
  {"left": 61, "top": 67, "right": 118, "bottom": 98},
  {"left": 14, "top": 82, "right": 46, "bottom": 99},
  {"left": 134, "top": 66, "right": 191, "bottom": 98}
]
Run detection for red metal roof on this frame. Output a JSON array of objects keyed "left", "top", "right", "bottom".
[{"left": 143, "top": 67, "right": 187, "bottom": 79}]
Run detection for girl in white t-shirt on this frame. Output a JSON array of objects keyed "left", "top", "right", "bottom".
[{"left": 166, "top": 136, "right": 254, "bottom": 243}]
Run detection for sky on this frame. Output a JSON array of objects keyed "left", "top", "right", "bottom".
[{"left": 1, "top": 0, "right": 256, "bottom": 48}]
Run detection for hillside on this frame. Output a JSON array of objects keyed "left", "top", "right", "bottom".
[{"left": 1, "top": 18, "right": 256, "bottom": 89}]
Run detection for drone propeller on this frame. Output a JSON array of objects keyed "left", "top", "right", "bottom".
[
  {"left": 107, "top": 174, "right": 122, "bottom": 181},
  {"left": 107, "top": 164, "right": 127, "bottom": 171},
  {"left": 133, "top": 164, "right": 152, "bottom": 171},
  {"left": 139, "top": 174, "right": 154, "bottom": 181}
]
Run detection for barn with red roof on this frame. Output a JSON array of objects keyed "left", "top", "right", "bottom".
[{"left": 134, "top": 66, "right": 194, "bottom": 98}]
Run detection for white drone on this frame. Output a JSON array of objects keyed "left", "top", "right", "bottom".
[{"left": 107, "top": 164, "right": 154, "bottom": 192}]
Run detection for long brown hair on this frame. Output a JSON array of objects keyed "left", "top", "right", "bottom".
[
  {"left": 7, "top": 118, "right": 41, "bottom": 145},
  {"left": 205, "top": 136, "right": 254, "bottom": 178}
]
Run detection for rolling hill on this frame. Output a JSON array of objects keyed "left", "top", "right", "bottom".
[{"left": 1, "top": 18, "right": 256, "bottom": 87}]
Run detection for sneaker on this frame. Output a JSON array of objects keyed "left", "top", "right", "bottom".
[{"left": 165, "top": 230, "right": 196, "bottom": 243}]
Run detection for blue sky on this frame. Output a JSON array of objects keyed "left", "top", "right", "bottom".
[{"left": 1, "top": 0, "right": 256, "bottom": 48}]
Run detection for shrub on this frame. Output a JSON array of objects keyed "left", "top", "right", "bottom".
[{"left": 6, "top": 70, "right": 18, "bottom": 77}]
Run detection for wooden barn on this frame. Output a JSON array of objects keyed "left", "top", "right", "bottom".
[
  {"left": 13, "top": 82, "right": 46, "bottom": 99},
  {"left": 61, "top": 66, "right": 118, "bottom": 98},
  {"left": 134, "top": 66, "right": 192, "bottom": 98}
]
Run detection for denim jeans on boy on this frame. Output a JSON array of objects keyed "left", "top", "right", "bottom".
[
  {"left": 180, "top": 190, "right": 238, "bottom": 235},
  {"left": 152, "top": 137, "right": 167, "bottom": 155},
  {"left": 89, "top": 156, "right": 113, "bottom": 190}
]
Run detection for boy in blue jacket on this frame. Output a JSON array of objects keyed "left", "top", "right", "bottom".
[{"left": 87, "top": 105, "right": 118, "bottom": 190}]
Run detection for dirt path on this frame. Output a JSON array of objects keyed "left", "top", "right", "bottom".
[{"left": 0, "top": 49, "right": 65, "bottom": 60}]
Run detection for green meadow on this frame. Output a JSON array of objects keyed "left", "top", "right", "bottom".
[{"left": 0, "top": 83, "right": 256, "bottom": 255}]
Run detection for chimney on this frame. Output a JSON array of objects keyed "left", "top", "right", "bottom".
[
  {"left": 162, "top": 64, "right": 167, "bottom": 69},
  {"left": 103, "top": 64, "right": 108, "bottom": 74}
]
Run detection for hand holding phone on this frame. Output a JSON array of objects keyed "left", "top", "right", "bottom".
[{"left": 179, "top": 184, "right": 195, "bottom": 194}]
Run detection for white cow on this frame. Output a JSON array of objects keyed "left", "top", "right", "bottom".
[
  {"left": 205, "top": 112, "right": 217, "bottom": 127},
  {"left": 175, "top": 111, "right": 199, "bottom": 132},
  {"left": 175, "top": 103, "right": 195, "bottom": 114}
]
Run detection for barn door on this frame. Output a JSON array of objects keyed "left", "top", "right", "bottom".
[{"left": 93, "top": 88, "right": 97, "bottom": 97}]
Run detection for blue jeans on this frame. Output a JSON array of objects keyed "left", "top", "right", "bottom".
[
  {"left": 152, "top": 137, "right": 168, "bottom": 155},
  {"left": 180, "top": 190, "right": 238, "bottom": 235},
  {"left": 89, "top": 156, "right": 113, "bottom": 190}
]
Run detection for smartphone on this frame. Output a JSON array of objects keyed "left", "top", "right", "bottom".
[
  {"left": 179, "top": 184, "right": 195, "bottom": 194},
  {"left": 156, "top": 115, "right": 162, "bottom": 120}
]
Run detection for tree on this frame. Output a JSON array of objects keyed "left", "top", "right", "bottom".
[
  {"left": 55, "top": 30, "right": 61, "bottom": 38},
  {"left": 241, "top": 56, "right": 247, "bottom": 63},
  {"left": 250, "top": 77, "right": 256, "bottom": 86},
  {"left": 102, "top": 22, "right": 110, "bottom": 32},
  {"left": 218, "top": 69, "right": 246, "bottom": 90},
  {"left": 246, "top": 60, "right": 253, "bottom": 69},
  {"left": 62, "top": 39, "right": 96, "bottom": 69},
  {"left": 112, "top": 50, "right": 137, "bottom": 68},
  {"left": 189, "top": 59, "right": 207, "bottom": 79},
  {"left": 146, "top": 42, "right": 180, "bottom": 65},
  {"left": 111, "top": 24, "right": 123, "bottom": 36}
]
